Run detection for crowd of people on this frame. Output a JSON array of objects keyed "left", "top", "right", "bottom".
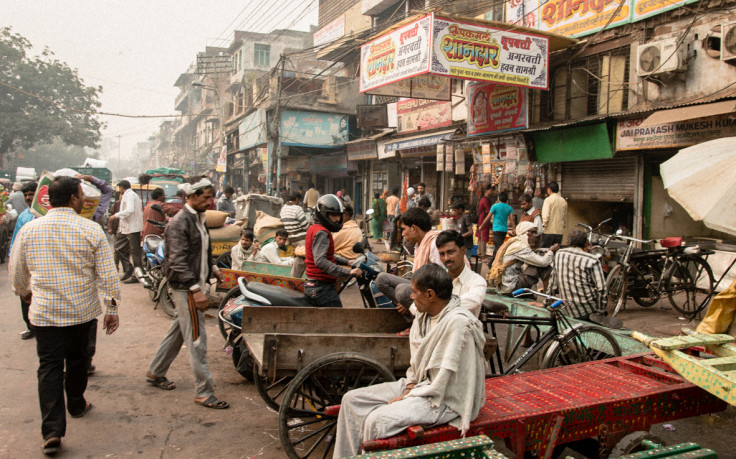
[{"left": 5, "top": 172, "right": 619, "bottom": 457}]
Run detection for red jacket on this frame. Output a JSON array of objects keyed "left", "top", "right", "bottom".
[{"left": 305, "top": 224, "right": 336, "bottom": 283}]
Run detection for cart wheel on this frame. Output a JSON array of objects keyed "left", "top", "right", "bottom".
[
  {"left": 158, "top": 280, "right": 176, "bottom": 318},
  {"left": 215, "top": 252, "right": 232, "bottom": 270},
  {"left": 278, "top": 352, "right": 395, "bottom": 459},
  {"left": 218, "top": 286, "right": 242, "bottom": 341},
  {"left": 541, "top": 325, "right": 621, "bottom": 369},
  {"left": 232, "top": 339, "right": 254, "bottom": 381},
  {"left": 609, "top": 431, "right": 663, "bottom": 456},
  {"left": 253, "top": 362, "right": 291, "bottom": 410}
]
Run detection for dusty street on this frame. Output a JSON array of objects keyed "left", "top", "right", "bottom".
[{"left": 1, "top": 257, "right": 735, "bottom": 458}]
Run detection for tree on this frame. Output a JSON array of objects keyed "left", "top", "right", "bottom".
[
  {"left": 15, "top": 139, "right": 99, "bottom": 173},
  {"left": 0, "top": 27, "right": 104, "bottom": 162}
]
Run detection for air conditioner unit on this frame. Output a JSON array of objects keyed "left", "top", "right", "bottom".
[
  {"left": 721, "top": 21, "right": 736, "bottom": 62},
  {"left": 636, "top": 37, "right": 688, "bottom": 77}
]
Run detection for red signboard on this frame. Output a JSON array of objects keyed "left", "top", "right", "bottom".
[
  {"left": 467, "top": 82, "right": 528, "bottom": 136},
  {"left": 396, "top": 98, "right": 452, "bottom": 134}
]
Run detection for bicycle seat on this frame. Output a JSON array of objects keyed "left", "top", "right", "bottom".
[
  {"left": 660, "top": 237, "right": 683, "bottom": 248},
  {"left": 246, "top": 282, "right": 312, "bottom": 307},
  {"left": 481, "top": 300, "right": 509, "bottom": 314},
  {"left": 143, "top": 235, "right": 163, "bottom": 252}
]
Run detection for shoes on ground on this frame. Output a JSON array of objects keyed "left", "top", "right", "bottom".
[
  {"left": 119, "top": 270, "right": 133, "bottom": 282},
  {"left": 122, "top": 276, "right": 139, "bottom": 284},
  {"left": 20, "top": 329, "right": 34, "bottom": 340}
]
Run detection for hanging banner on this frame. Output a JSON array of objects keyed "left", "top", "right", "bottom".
[
  {"left": 431, "top": 15, "right": 550, "bottom": 89},
  {"left": 436, "top": 144, "right": 445, "bottom": 171},
  {"left": 467, "top": 82, "right": 528, "bottom": 136},
  {"left": 359, "top": 15, "right": 432, "bottom": 93},
  {"left": 397, "top": 98, "right": 452, "bottom": 133},
  {"left": 454, "top": 146, "right": 466, "bottom": 175},
  {"left": 216, "top": 145, "right": 227, "bottom": 172},
  {"left": 482, "top": 143, "right": 493, "bottom": 174},
  {"left": 444, "top": 147, "right": 454, "bottom": 173}
]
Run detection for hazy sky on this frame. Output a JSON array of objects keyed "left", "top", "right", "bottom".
[{"left": 3, "top": 0, "right": 318, "bottom": 164}]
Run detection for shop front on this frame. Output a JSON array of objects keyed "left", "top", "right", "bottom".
[{"left": 237, "top": 109, "right": 269, "bottom": 192}]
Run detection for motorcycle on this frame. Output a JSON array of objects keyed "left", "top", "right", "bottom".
[{"left": 133, "top": 204, "right": 175, "bottom": 317}]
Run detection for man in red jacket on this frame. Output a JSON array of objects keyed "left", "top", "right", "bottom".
[{"left": 304, "top": 195, "right": 362, "bottom": 308}]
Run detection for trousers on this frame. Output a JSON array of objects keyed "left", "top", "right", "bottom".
[
  {"left": 115, "top": 232, "right": 142, "bottom": 273},
  {"left": 333, "top": 379, "right": 457, "bottom": 458},
  {"left": 304, "top": 280, "right": 342, "bottom": 308},
  {"left": 147, "top": 289, "right": 214, "bottom": 398},
  {"left": 375, "top": 272, "right": 412, "bottom": 308},
  {"left": 35, "top": 321, "right": 94, "bottom": 440}
]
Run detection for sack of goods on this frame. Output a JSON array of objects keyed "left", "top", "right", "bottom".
[
  {"left": 204, "top": 210, "right": 229, "bottom": 228},
  {"left": 30, "top": 169, "right": 101, "bottom": 220}
]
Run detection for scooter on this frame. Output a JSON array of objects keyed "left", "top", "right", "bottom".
[{"left": 133, "top": 204, "right": 175, "bottom": 317}]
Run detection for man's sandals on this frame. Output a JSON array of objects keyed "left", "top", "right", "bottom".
[
  {"left": 146, "top": 375, "right": 176, "bottom": 391},
  {"left": 195, "top": 395, "right": 229, "bottom": 409},
  {"left": 42, "top": 437, "right": 61, "bottom": 456}
]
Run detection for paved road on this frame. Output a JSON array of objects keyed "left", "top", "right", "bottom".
[{"left": 1, "top": 259, "right": 735, "bottom": 458}]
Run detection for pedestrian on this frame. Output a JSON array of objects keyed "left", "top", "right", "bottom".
[
  {"left": 145, "top": 178, "right": 229, "bottom": 409},
  {"left": 74, "top": 173, "right": 113, "bottom": 225},
  {"left": 541, "top": 181, "right": 567, "bottom": 247},
  {"left": 9, "top": 176, "right": 120, "bottom": 456},
  {"left": 475, "top": 184, "right": 495, "bottom": 258},
  {"left": 340, "top": 188, "right": 352, "bottom": 207},
  {"left": 9, "top": 181, "right": 37, "bottom": 340},
  {"left": 141, "top": 187, "right": 167, "bottom": 239},
  {"left": 303, "top": 182, "right": 320, "bottom": 209},
  {"left": 414, "top": 182, "right": 435, "bottom": 210},
  {"left": 479, "top": 191, "right": 514, "bottom": 266},
  {"left": 8, "top": 181, "right": 27, "bottom": 213},
  {"left": 216, "top": 186, "right": 236, "bottom": 217},
  {"left": 385, "top": 188, "right": 400, "bottom": 245},
  {"left": 451, "top": 202, "right": 474, "bottom": 262},
  {"left": 110, "top": 180, "right": 143, "bottom": 283},
  {"left": 371, "top": 192, "right": 386, "bottom": 243}
]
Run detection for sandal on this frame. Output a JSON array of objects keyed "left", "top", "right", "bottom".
[
  {"left": 42, "top": 437, "right": 61, "bottom": 456},
  {"left": 146, "top": 375, "right": 176, "bottom": 391},
  {"left": 195, "top": 395, "right": 229, "bottom": 409},
  {"left": 70, "top": 402, "right": 93, "bottom": 418}
]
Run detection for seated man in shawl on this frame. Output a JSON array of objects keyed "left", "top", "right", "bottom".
[
  {"left": 487, "top": 221, "right": 559, "bottom": 295},
  {"left": 230, "top": 229, "right": 260, "bottom": 270},
  {"left": 333, "top": 264, "right": 486, "bottom": 458}
]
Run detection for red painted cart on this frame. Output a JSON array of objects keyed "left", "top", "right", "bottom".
[{"left": 283, "top": 354, "right": 727, "bottom": 459}]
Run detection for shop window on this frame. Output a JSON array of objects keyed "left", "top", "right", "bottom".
[
  {"left": 540, "top": 47, "right": 630, "bottom": 122},
  {"left": 254, "top": 44, "right": 270, "bottom": 67},
  {"left": 372, "top": 162, "right": 388, "bottom": 196}
]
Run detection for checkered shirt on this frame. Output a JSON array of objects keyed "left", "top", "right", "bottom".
[{"left": 9, "top": 207, "right": 120, "bottom": 327}]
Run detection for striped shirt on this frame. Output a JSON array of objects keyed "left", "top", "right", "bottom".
[
  {"left": 280, "top": 203, "right": 309, "bottom": 246},
  {"left": 550, "top": 247, "right": 606, "bottom": 319},
  {"left": 9, "top": 207, "right": 120, "bottom": 327}
]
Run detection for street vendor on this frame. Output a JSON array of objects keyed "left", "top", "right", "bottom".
[
  {"left": 333, "top": 264, "right": 486, "bottom": 458},
  {"left": 230, "top": 228, "right": 260, "bottom": 270}
]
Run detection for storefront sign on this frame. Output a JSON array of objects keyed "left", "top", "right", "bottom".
[
  {"left": 239, "top": 109, "right": 268, "bottom": 150},
  {"left": 285, "top": 156, "right": 310, "bottom": 173},
  {"left": 360, "top": 15, "right": 433, "bottom": 93},
  {"left": 396, "top": 99, "right": 452, "bottom": 133},
  {"left": 506, "top": 0, "right": 538, "bottom": 29},
  {"left": 431, "top": 16, "right": 550, "bottom": 89},
  {"left": 314, "top": 15, "right": 345, "bottom": 47},
  {"left": 365, "top": 75, "right": 452, "bottom": 101},
  {"left": 631, "top": 0, "right": 698, "bottom": 22},
  {"left": 376, "top": 139, "right": 397, "bottom": 159},
  {"left": 537, "top": 0, "right": 630, "bottom": 37},
  {"left": 280, "top": 110, "right": 349, "bottom": 147},
  {"left": 616, "top": 115, "right": 736, "bottom": 150},
  {"left": 347, "top": 140, "right": 378, "bottom": 160},
  {"left": 467, "top": 82, "right": 528, "bottom": 136},
  {"left": 310, "top": 153, "right": 348, "bottom": 173},
  {"left": 216, "top": 145, "right": 227, "bottom": 173},
  {"left": 385, "top": 131, "right": 455, "bottom": 152}
]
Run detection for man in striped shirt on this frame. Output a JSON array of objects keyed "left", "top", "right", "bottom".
[
  {"left": 281, "top": 192, "right": 310, "bottom": 277},
  {"left": 9, "top": 176, "right": 120, "bottom": 455},
  {"left": 549, "top": 229, "right": 607, "bottom": 319}
]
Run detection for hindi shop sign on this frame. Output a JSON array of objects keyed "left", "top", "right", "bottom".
[
  {"left": 396, "top": 98, "right": 452, "bottom": 134},
  {"left": 431, "top": 16, "right": 549, "bottom": 90},
  {"left": 467, "top": 82, "right": 528, "bottom": 136},
  {"left": 616, "top": 115, "right": 736, "bottom": 150},
  {"left": 359, "top": 15, "right": 432, "bottom": 94}
]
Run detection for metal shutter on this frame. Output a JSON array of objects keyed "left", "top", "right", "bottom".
[{"left": 561, "top": 155, "right": 636, "bottom": 202}]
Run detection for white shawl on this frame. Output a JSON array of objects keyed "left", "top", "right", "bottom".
[{"left": 406, "top": 296, "right": 486, "bottom": 435}]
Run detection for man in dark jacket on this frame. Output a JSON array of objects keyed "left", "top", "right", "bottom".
[{"left": 145, "top": 179, "right": 228, "bottom": 410}]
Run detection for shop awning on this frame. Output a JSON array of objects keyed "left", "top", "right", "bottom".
[
  {"left": 639, "top": 100, "right": 736, "bottom": 128},
  {"left": 385, "top": 129, "right": 456, "bottom": 152},
  {"left": 532, "top": 123, "right": 613, "bottom": 163}
]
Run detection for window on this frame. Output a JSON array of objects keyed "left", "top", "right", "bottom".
[
  {"left": 533, "top": 47, "right": 630, "bottom": 122},
  {"left": 254, "top": 44, "right": 270, "bottom": 67}
]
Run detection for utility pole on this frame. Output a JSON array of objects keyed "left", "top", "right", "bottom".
[
  {"left": 117, "top": 135, "right": 122, "bottom": 180},
  {"left": 272, "top": 55, "right": 286, "bottom": 196}
]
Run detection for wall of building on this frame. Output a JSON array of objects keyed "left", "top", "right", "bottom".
[{"left": 319, "top": 0, "right": 360, "bottom": 28}]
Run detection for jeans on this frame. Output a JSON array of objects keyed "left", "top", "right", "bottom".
[
  {"left": 35, "top": 321, "right": 94, "bottom": 440},
  {"left": 375, "top": 273, "right": 412, "bottom": 308},
  {"left": 304, "top": 280, "right": 343, "bottom": 308}
]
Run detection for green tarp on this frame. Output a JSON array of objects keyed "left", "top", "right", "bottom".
[{"left": 532, "top": 123, "right": 613, "bottom": 163}]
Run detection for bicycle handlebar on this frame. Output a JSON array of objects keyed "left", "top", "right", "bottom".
[
  {"left": 613, "top": 234, "right": 654, "bottom": 244},
  {"left": 513, "top": 288, "right": 566, "bottom": 309},
  {"left": 359, "top": 262, "right": 379, "bottom": 278}
]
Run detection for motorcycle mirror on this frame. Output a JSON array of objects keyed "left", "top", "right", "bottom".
[
  {"left": 365, "top": 209, "right": 375, "bottom": 216},
  {"left": 352, "top": 242, "right": 365, "bottom": 254}
]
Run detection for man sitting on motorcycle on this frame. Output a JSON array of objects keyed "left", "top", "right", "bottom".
[{"left": 304, "top": 195, "right": 362, "bottom": 308}]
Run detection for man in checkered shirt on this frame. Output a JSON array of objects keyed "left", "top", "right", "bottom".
[{"left": 9, "top": 176, "right": 120, "bottom": 456}]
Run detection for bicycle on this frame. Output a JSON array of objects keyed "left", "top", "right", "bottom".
[
  {"left": 481, "top": 288, "right": 622, "bottom": 375},
  {"left": 606, "top": 235, "right": 715, "bottom": 317}
]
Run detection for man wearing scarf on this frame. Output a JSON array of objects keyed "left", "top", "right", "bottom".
[
  {"left": 333, "top": 264, "right": 486, "bottom": 458},
  {"left": 488, "top": 221, "right": 559, "bottom": 295}
]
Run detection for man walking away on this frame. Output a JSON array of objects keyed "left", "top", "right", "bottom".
[
  {"left": 475, "top": 184, "right": 495, "bottom": 258},
  {"left": 9, "top": 176, "right": 120, "bottom": 456},
  {"left": 479, "top": 191, "right": 514, "bottom": 266},
  {"left": 385, "top": 188, "right": 400, "bottom": 245},
  {"left": 303, "top": 183, "right": 320, "bottom": 209},
  {"left": 146, "top": 178, "right": 229, "bottom": 410},
  {"left": 541, "top": 181, "right": 567, "bottom": 248},
  {"left": 216, "top": 186, "right": 236, "bottom": 217},
  {"left": 111, "top": 180, "right": 143, "bottom": 283}
]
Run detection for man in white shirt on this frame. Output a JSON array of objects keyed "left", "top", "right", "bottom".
[
  {"left": 256, "top": 229, "right": 294, "bottom": 266},
  {"left": 111, "top": 180, "right": 143, "bottom": 283}
]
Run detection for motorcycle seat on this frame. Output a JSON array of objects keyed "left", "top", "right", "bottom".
[
  {"left": 246, "top": 282, "right": 312, "bottom": 307},
  {"left": 144, "top": 236, "right": 164, "bottom": 252}
]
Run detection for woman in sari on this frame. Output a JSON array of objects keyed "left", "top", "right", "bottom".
[{"left": 371, "top": 192, "right": 386, "bottom": 242}]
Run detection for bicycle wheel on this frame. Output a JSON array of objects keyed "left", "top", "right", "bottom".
[
  {"left": 665, "top": 256, "right": 714, "bottom": 316},
  {"left": 157, "top": 280, "right": 176, "bottom": 318},
  {"left": 631, "top": 260, "right": 661, "bottom": 307},
  {"left": 541, "top": 325, "right": 621, "bottom": 369},
  {"left": 606, "top": 264, "right": 627, "bottom": 316}
]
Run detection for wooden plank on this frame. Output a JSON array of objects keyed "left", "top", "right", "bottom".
[
  {"left": 242, "top": 333, "right": 266, "bottom": 368},
  {"left": 240, "top": 306, "right": 411, "bottom": 334},
  {"left": 260, "top": 333, "right": 410, "bottom": 372}
]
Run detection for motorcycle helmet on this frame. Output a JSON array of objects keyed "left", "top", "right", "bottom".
[{"left": 314, "top": 194, "right": 345, "bottom": 232}]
